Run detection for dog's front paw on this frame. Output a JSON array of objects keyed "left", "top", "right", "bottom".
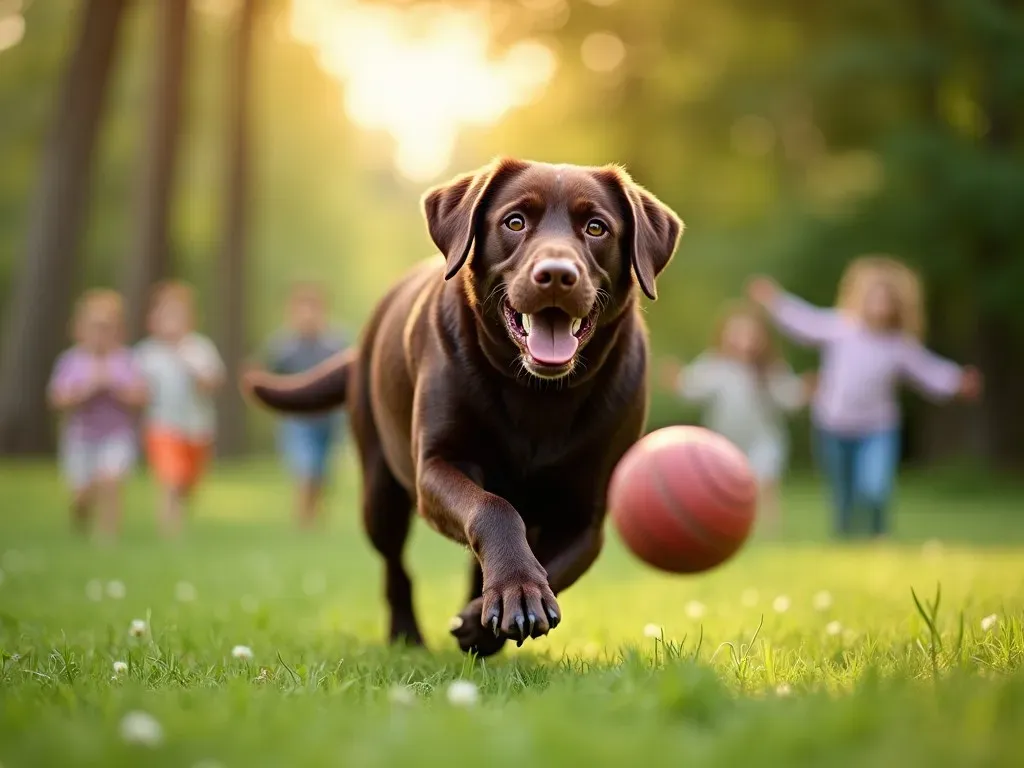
[
  {"left": 480, "top": 557, "right": 561, "bottom": 647},
  {"left": 449, "top": 598, "right": 507, "bottom": 657}
]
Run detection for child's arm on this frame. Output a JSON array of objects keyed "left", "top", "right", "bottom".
[
  {"left": 179, "top": 336, "right": 226, "bottom": 393},
  {"left": 899, "top": 341, "right": 982, "bottom": 402},
  {"left": 765, "top": 361, "right": 808, "bottom": 412},
  {"left": 676, "top": 354, "right": 722, "bottom": 403},
  {"left": 47, "top": 353, "right": 99, "bottom": 411},
  {"left": 748, "top": 277, "right": 842, "bottom": 347},
  {"left": 107, "top": 354, "right": 148, "bottom": 409}
]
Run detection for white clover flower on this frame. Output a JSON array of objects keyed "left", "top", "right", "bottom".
[
  {"left": 685, "top": 601, "right": 706, "bottom": 619},
  {"left": 231, "top": 644, "right": 254, "bottom": 660},
  {"left": 825, "top": 620, "right": 843, "bottom": 637},
  {"left": 775, "top": 683, "right": 792, "bottom": 697},
  {"left": 643, "top": 623, "right": 663, "bottom": 639},
  {"left": 446, "top": 680, "right": 480, "bottom": 706},
  {"left": 302, "top": 572, "right": 326, "bottom": 596},
  {"left": 119, "top": 710, "right": 164, "bottom": 747},
  {"left": 812, "top": 590, "right": 833, "bottom": 612},
  {"left": 129, "top": 619, "right": 147, "bottom": 638},
  {"left": 106, "top": 580, "right": 127, "bottom": 600},
  {"left": 112, "top": 660, "right": 128, "bottom": 674},
  {"left": 741, "top": 589, "right": 759, "bottom": 607},
  {"left": 85, "top": 579, "right": 104, "bottom": 602},
  {"left": 175, "top": 581, "right": 197, "bottom": 603},
  {"left": 388, "top": 685, "right": 415, "bottom": 705},
  {"left": 772, "top": 595, "right": 791, "bottom": 614},
  {"left": 981, "top": 614, "right": 998, "bottom": 632}
]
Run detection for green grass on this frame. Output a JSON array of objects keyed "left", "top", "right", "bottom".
[{"left": 1, "top": 456, "right": 1023, "bottom": 767}]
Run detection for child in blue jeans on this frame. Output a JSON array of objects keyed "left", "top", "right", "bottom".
[
  {"left": 749, "top": 256, "right": 982, "bottom": 538},
  {"left": 264, "top": 283, "right": 349, "bottom": 527}
]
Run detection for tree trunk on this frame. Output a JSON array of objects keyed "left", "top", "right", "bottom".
[
  {"left": 124, "top": 0, "right": 190, "bottom": 342},
  {"left": 0, "top": 0, "right": 129, "bottom": 456},
  {"left": 215, "top": 0, "right": 256, "bottom": 457}
]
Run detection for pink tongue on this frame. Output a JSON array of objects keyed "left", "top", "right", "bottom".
[{"left": 525, "top": 312, "right": 579, "bottom": 365}]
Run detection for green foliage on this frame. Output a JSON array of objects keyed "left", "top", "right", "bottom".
[{"left": 2, "top": 0, "right": 1023, "bottom": 456}]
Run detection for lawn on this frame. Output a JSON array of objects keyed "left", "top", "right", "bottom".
[{"left": 1, "top": 456, "right": 1023, "bottom": 767}]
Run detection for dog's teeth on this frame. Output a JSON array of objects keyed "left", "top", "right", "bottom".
[
  {"left": 571, "top": 317, "right": 583, "bottom": 335},
  {"left": 522, "top": 314, "right": 532, "bottom": 334}
]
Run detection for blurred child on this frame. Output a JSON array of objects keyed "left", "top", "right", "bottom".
[
  {"left": 47, "top": 290, "right": 147, "bottom": 540},
  {"left": 662, "top": 301, "right": 810, "bottom": 534},
  {"left": 263, "top": 283, "right": 349, "bottom": 528},
  {"left": 749, "top": 256, "right": 982, "bottom": 539},
  {"left": 135, "top": 282, "right": 225, "bottom": 537}
]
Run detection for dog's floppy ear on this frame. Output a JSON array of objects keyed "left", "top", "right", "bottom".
[
  {"left": 600, "top": 166, "right": 683, "bottom": 301},
  {"left": 422, "top": 158, "right": 529, "bottom": 280}
]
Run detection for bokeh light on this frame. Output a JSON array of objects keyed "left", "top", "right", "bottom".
[
  {"left": 580, "top": 31, "right": 626, "bottom": 74},
  {"left": 290, "top": 0, "right": 557, "bottom": 182},
  {"left": 0, "top": 0, "right": 25, "bottom": 55}
]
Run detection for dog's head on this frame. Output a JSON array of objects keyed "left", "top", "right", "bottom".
[{"left": 422, "top": 159, "right": 682, "bottom": 380}]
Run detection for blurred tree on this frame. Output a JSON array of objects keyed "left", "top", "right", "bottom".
[
  {"left": 123, "top": 0, "right": 190, "bottom": 341},
  {"left": 0, "top": 0, "right": 128, "bottom": 455},
  {"left": 215, "top": 0, "right": 256, "bottom": 457},
  {"left": 776, "top": 0, "right": 1024, "bottom": 465}
]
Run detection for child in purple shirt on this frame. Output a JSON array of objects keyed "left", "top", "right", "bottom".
[
  {"left": 48, "top": 290, "right": 147, "bottom": 540},
  {"left": 749, "top": 256, "right": 982, "bottom": 538}
]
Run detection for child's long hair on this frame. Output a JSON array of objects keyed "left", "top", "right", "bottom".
[
  {"left": 712, "top": 300, "right": 780, "bottom": 377},
  {"left": 836, "top": 255, "right": 924, "bottom": 339}
]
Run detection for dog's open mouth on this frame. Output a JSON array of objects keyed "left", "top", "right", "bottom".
[{"left": 503, "top": 300, "right": 596, "bottom": 368}]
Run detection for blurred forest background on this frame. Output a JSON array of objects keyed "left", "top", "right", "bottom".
[{"left": 1, "top": 0, "right": 1022, "bottom": 467}]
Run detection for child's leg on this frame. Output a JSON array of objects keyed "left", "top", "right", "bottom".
[
  {"left": 93, "top": 435, "right": 135, "bottom": 541},
  {"left": 71, "top": 485, "right": 95, "bottom": 534},
  {"left": 852, "top": 429, "right": 901, "bottom": 538},
  {"left": 61, "top": 438, "right": 95, "bottom": 534},
  {"left": 306, "top": 421, "right": 337, "bottom": 525},
  {"left": 94, "top": 477, "right": 124, "bottom": 541},
  {"left": 815, "top": 429, "right": 855, "bottom": 537},
  {"left": 748, "top": 436, "right": 785, "bottom": 537},
  {"left": 281, "top": 420, "right": 331, "bottom": 527},
  {"left": 146, "top": 430, "right": 190, "bottom": 537},
  {"left": 758, "top": 480, "right": 781, "bottom": 535}
]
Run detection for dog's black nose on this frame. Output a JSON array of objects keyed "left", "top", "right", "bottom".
[{"left": 532, "top": 258, "right": 579, "bottom": 290}]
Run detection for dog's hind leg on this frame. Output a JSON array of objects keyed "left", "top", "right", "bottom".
[{"left": 360, "top": 449, "right": 422, "bottom": 647}]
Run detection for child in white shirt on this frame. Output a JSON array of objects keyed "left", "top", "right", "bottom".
[{"left": 663, "top": 301, "right": 812, "bottom": 534}]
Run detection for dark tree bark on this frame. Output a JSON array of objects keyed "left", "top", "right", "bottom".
[
  {"left": 0, "top": 0, "right": 129, "bottom": 455},
  {"left": 124, "top": 0, "right": 190, "bottom": 341},
  {"left": 215, "top": 0, "right": 256, "bottom": 457}
]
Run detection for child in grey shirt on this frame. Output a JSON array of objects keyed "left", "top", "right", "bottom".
[{"left": 664, "top": 302, "right": 810, "bottom": 535}]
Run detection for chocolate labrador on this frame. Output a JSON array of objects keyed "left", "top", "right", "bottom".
[{"left": 245, "top": 159, "right": 682, "bottom": 655}]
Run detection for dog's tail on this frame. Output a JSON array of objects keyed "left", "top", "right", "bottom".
[{"left": 242, "top": 348, "right": 354, "bottom": 414}]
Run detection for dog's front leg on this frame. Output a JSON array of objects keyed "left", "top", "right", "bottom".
[{"left": 417, "top": 456, "right": 561, "bottom": 644}]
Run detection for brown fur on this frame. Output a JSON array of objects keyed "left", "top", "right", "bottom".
[{"left": 243, "top": 159, "right": 682, "bottom": 654}]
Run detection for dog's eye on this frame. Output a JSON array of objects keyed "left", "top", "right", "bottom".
[
  {"left": 585, "top": 219, "right": 608, "bottom": 237},
  {"left": 504, "top": 214, "right": 526, "bottom": 232}
]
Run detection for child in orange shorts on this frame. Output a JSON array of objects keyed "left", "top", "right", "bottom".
[{"left": 135, "top": 282, "right": 225, "bottom": 536}]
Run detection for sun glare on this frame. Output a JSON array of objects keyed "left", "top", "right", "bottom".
[{"left": 290, "top": 0, "right": 557, "bottom": 182}]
